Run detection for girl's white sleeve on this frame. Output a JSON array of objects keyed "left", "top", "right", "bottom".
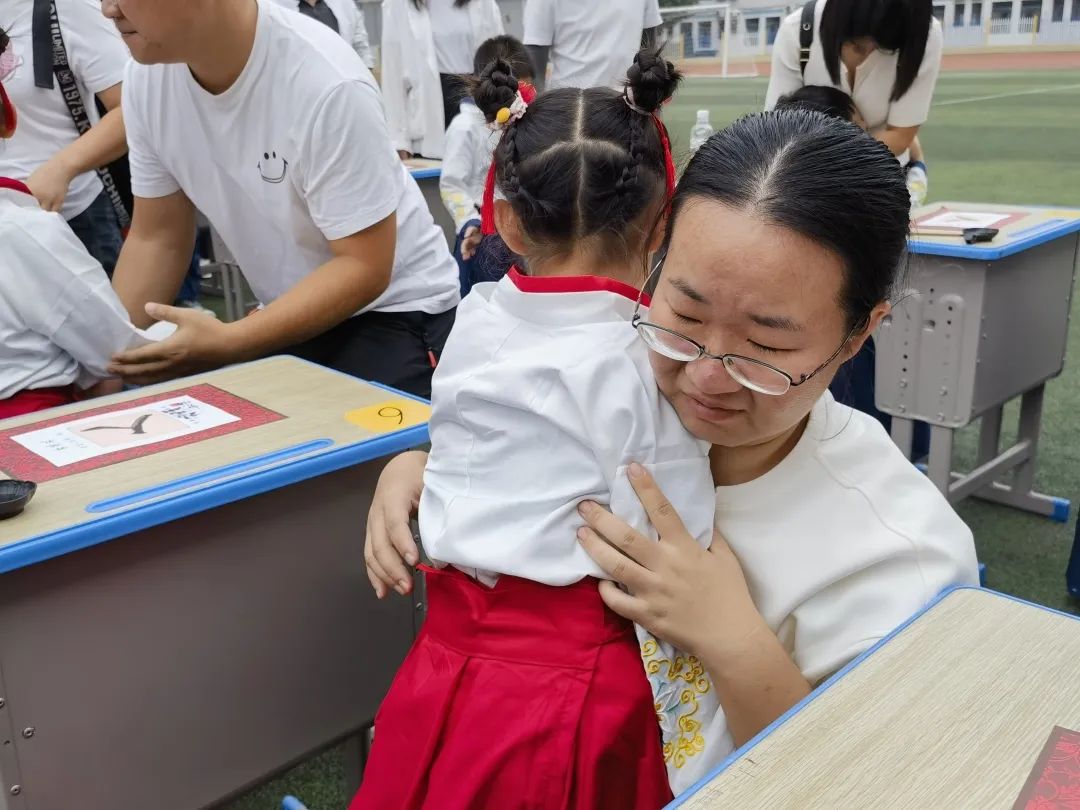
[
  {"left": 8, "top": 215, "right": 155, "bottom": 385},
  {"left": 439, "top": 122, "right": 481, "bottom": 233}
]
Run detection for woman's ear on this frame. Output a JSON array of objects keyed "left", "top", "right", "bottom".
[
  {"left": 494, "top": 199, "right": 528, "bottom": 255},
  {"left": 844, "top": 301, "right": 891, "bottom": 360}
]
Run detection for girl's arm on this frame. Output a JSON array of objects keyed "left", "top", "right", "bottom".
[
  {"left": 364, "top": 450, "right": 430, "bottom": 598},
  {"left": 577, "top": 466, "right": 811, "bottom": 746}
]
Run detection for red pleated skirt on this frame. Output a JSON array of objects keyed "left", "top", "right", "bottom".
[
  {"left": 350, "top": 565, "right": 672, "bottom": 810},
  {"left": 0, "top": 386, "right": 76, "bottom": 419}
]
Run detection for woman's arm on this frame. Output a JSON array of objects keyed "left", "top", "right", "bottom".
[
  {"left": 577, "top": 465, "right": 811, "bottom": 746},
  {"left": 364, "top": 450, "right": 430, "bottom": 598},
  {"left": 27, "top": 85, "right": 127, "bottom": 213},
  {"left": 873, "top": 124, "right": 919, "bottom": 157}
]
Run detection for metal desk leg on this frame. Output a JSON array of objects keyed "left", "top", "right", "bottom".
[
  {"left": 1068, "top": 518, "right": 1080, "bottom": 598},
  {"left": 891, "top": 417, "right": 915, "bottom": 461},
  {"left": 977, "top": 406, "right": 1003, "bottom": 466},
  {"left": 926, "top": 425, "right": 955, "bottom": 496}
]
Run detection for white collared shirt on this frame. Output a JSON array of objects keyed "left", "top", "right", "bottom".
[
  {"left": 419, "top": 269, "right": 716, "bottom": 585},
  {"left": 765, "top": 0, "right": 943, "bottom": 130},
  {"left": 439, "top": 101, "right": 495, "bottom": 234},
  {"left": 0, "top": 186, "right": 160, "bottom": 399}
]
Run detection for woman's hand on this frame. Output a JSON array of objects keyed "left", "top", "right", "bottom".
[
  {"left": 576, "top": 463, "right": 764, "bottom": 661},
  {"left": 364, "top": 450, "right": 429, "bottom": 599},
  {"left": 577, "top": 463, "right": 812, "bottom": 746},
  {"left": 27, "top": 157, "right": 75, "bottom": 213}
]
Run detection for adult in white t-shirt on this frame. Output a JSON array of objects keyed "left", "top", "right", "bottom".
[
  {"left": 0, "top": 0, "right": 130, "bottom": 275},
  {"left": 523, "top": 0, "right": 663, "bottom": 91},
  {"left": 765, "top": 0, "right": 942, "bottom": 159},
  {"left": 380, "top": 0, "right": 504, "bottom": 158},
  {"left": 102, "top": 0, "right": 460, "bottom": 397},
  {"left": 362, "top": 111, "right": 979, "bottom": 795},
  {"left": 268, "top": 0, "right": 374, "bottom": 67}
]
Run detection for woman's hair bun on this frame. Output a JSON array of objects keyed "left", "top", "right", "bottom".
[
  {"left": 472, "top": 57, "right": 520, "bottom": 123},
  {"left": 624, "top": 49, "right": 683, "bottom": 114}
]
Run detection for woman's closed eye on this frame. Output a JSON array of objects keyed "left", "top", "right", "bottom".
[
  {"left": 673, "top": 311, "right": 702, "bottom": 326},
  {"left": 747, "top": 340, "right": 788, "bottom": 355}
]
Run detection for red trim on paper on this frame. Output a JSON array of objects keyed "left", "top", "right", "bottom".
[
  {"left": 0, "top": 384, "right": 285, "bottom": 483},
  {"left": 913, "top": 206, "right": 1030, "bottom": 232},
  {"left": 0, "top": 177, "right": 32, "bottom": 196},
  {"left": 506, "top": 267, "right": 649, "bottom": 305}
]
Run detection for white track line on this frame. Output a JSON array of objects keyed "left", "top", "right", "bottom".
[{"left": 934, "top": 82, "right": 1080, "bottom": 106}]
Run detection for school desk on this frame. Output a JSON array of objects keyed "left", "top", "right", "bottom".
[
  {"left": 876, "top": 203, "right": 1080, "bottom": 520},
  {"left": 671, "top": 587, "right": 1080, "bottom": 809},
  {"left": 0, "top": 357, "right": 429, "bottom": 810},
  {"left": 406, "top": 159, "right": 457, "bottom": 247}
]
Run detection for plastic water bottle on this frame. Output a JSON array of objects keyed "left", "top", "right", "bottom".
[{"left": 689, "top": 110, "right": 715, "bottom": 154}]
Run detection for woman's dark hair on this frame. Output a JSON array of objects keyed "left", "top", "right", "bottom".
[
  {"left": 473, "top": 35, "right": 532, "bottom": 81},
  {"left": 473, "top": 49, "right": 682, "bottom": 266},
  {"left": 775, "top": 85, "right": 855, "bottom": 123},
  {"left": 0, "top": 26, "right": 8, "bottom": 54},
  {"left": 412, "top": 0, "right": 470, "bottom": 9},
  {"left": 820, "top": 0, "right": 933, "bottom": 101},
  {"left": 666, "top": 110, "right": 909, "bottom": 332}
]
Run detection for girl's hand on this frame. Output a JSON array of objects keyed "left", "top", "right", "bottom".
[
  {"left": 364, "top": 450, "right": 429, "bottom": 599},
  {"left": 576, "top": 463, "right": 765, "bottom": 663}
]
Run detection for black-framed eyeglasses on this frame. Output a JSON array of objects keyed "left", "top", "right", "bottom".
[{"left": 631, "top": 255, "right": 860, "bottom": 397}]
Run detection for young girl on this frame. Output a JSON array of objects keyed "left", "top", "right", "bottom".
[
  {"left": 0, "top": 28, "right": 165, "bottom": 418},
  {"left": 439, "top": 34, "right": 533, "bottom": 295},
  {"left": 353, "top": 51, "right": 716, "bottom": 809}
]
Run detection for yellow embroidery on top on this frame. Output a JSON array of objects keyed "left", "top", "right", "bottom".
[{"left": 641, "top": 635, "right": 712, "bottom": 769}]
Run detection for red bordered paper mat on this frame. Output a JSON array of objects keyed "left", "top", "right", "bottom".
[
  {"left": 0, "top": 384, "right": 284, "bottom": 483},
  {"left": 1013, "top": 726, "right": 1080, "bottom": 809}
]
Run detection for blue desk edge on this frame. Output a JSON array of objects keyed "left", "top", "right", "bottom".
[
  {"left": 666, "top": 585, "right": 1080, "bottom": 807},
  {"left": 0, "top": 359, "right": 430, "bottom": 575},
  {"left": 909, "top": 213, "right": 1080, "bottom": 260},
  {"left": 409, "top": 167, "right": 441, "bottom": 180}
]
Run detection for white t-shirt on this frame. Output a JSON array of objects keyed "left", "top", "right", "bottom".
[
  {"left": 0, "top": 185, "right": 161, "bottom": 398},
  {"left": 524, "top": 0, "right": 663, "bottom": 90},
  {"left": 122, "top": 0, "right": 459, "bottom": 315},
  {"left": 419, "top": 270, "right": 716, "bottom": 586},
  {"left": 665, "top": 391, "right": 979, "bottom": 795},
  {"left": 267, "top": 0, "right": 376, "bottom": 67},
  {"left": 428, "top": 0, "right": 475, "bottom": 74},
  {"left": 765, "top": 0, "right": 944, "bottom": 130},
  {"left": 439, "top": 101, "right": 495, "bottom": 233},
  {"left": 0, "top": 0, "right": 129, "bottom": 220}
]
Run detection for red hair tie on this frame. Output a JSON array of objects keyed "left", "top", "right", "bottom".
[
  {"left": 481, "top": 81, "right": 537, "bottom": 236},
  {"left": 0, "top": 82, "right": 17, "bottom": 139}
]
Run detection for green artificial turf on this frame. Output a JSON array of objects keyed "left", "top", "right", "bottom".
[{"left": 218, "top": 69, "right": 1080, "bottom": 809}]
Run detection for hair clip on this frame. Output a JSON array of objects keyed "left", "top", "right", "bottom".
[
  {"left": 623, "top": 87, "right": 652, "bottom": 116},
  {"left": 493, "top": 91, "right": 529, "bottom": 128}
]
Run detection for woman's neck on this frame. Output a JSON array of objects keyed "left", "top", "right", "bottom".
[{"left": 709, "top": 415, "right": 809, "bottom": 487}]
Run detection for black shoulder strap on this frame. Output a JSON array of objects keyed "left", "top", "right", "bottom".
[
  {"left": 799, "top": 0, "right": 816, "bottom": 77},
  {"left": 31, "top": 0, "right": 131, "bottom": 229},
  {"left": 32, "top": 0, "right": 54, "bottom": 89}
]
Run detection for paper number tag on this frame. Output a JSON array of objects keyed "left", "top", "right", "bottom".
[{"left": 346, "top": 398, "right": 431, "bottom": 434}]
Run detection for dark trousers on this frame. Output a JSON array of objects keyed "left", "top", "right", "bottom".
[
  {"left": 830, "top": 339, "right": 930, "bottom": 461},
  {"left": 439, "top": 73, "right": 468, "bottom": 129},
  {"left": 286, "top": 307, "right": 457, "bottom": 399},
  {"left": 67, "top": 190, "right": 124, "bottom": 278}
]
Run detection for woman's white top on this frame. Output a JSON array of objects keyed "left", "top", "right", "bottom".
[
  {"left": 419, "top": 270, "right": 716, "bottom": 586},
  {"left": 765, "top": 0, "right": 943, "bottom": 130},
  {"left": 380, "top": 0, "right": 504, "bottom": 158},
  {"left": 439, "top": 100, "right": 495, "bottom": 233},
  {"left": 0, "top": 186, "right": 163, "bottom": 399},
  {"left": 662, "top": 390, "right": 979, "bottom": 795},
  {"left": 0, "top": 0, "right": 129, "bottom": 220}
]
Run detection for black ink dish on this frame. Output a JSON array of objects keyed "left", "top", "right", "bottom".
[{"left": 0, "top": 480, "right": 37, "bottom": 519}]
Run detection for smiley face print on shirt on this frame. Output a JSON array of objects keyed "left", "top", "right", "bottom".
[{"left": 258, "top": 151, "right": 288, "bottom": 184}]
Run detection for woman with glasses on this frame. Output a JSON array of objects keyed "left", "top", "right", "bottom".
[{"left": 364, "top": 109, "right": 978, "bottom": 798}]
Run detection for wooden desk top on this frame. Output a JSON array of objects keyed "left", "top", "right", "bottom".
[
  {"left": 0, "top": 357, "right": 429, "bottom": 572},
  {"left": 676, "top": 588, "right": 1080, "bottom": 809},
  {"left": 909, "top": 201, "right": 1080, "bottom": 260}
]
